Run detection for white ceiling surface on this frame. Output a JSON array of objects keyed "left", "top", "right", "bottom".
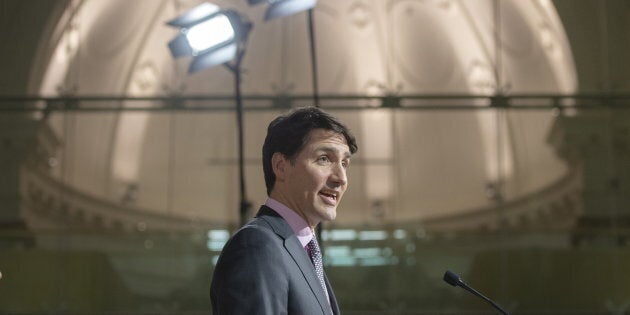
[{"left": 36, "top": 0, "right": 577, "bottom": 225}]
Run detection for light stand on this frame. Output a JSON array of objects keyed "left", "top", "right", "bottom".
[
  {"left": 307, "top": 9, "right": 320, "bottom": 108},
  {"left": 167, "top": 2, "right": 252, "bottom": 226},
  {"left": 247, "top": 0, "right": 323, "bottom": 250},
  {"left": 224, "top": 44, "right": 252, "bottom": 227}
]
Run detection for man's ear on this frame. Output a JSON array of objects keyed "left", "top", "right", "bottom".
[{"left": 271, "top": 152, "right": 288, "bottom": 182}]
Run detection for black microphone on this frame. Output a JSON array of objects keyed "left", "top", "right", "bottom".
[{"left": 443, "top": 270, "right": 510, "bottom": 315}]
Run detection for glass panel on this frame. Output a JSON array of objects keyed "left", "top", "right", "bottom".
[{"left": 0, "top": 99, "right": 628, "bottom": 314}]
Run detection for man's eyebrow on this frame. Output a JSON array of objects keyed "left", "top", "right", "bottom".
[{"left": 316, "top": 146, "right": 352, "bottom": 158}]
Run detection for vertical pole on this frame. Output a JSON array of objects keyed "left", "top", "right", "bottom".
[
  {"left": 493, "top": 0, "right": 502, "bottom": 94},
  {"left": 234, "top": 49, "right": 249, "bottom": 227},
  {"left": 307, "top": 8, "right": 325, "bottom": 253},
  {"left": 307, "top": 9, "right": 320, "bottom": 108}
]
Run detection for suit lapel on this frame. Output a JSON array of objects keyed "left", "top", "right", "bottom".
[
  {"left": 285, "top": 236, "right": 333, "bottom": 314},
  {"left": 325, "top": 275, "right": 340, "bottom": 315},
  {"left": 257, "top": 206, "right": 333, "bottom": 315}
]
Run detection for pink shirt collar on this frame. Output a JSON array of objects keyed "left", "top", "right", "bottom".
[{"left": 265, "top": 198, "right": 313, "bottom": 248}]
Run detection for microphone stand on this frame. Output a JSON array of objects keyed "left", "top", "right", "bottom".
[{"left": 443, "top": 270, "right": 510, "bottom": 315}]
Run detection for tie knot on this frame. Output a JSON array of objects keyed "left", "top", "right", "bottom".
[
  {"left": 307, "top": 238, "right": 320, "bottom": 258},
  {"left": 308, "top": 238, "right": 319, "bottom": 250}
]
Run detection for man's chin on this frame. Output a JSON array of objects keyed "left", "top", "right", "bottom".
[{"left": 319, "top": 208, "right": 337, "bottom": 222}]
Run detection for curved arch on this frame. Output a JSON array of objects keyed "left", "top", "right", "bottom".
[{"left": 34, "top": 0, "right": 578, "bottom": 224}]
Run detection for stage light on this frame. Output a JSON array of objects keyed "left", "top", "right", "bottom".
[
  {"left": 248, "top": 0, "right": 317, "bottom": 21},
  {"left": 186, "top": 16, "right": 234, "bottom": 53},
  {"left": 166, "top": 2, "right": 251, "bottom": 73},
  {"left": 166, "top": 2, "right": 254, "bottom": 226}
]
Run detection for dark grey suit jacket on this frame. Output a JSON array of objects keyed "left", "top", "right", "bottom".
[{"left": 210, "top": 206, "right": 340, "bottom": 315}]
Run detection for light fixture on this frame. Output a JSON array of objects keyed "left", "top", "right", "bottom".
[
  {"left": 166, "top": 2, "right": 253, "bottom": 226},
  {"left": 167, "top": 2, "right": 252, "bottom": 73},
  {"left": 248, "top": 0, "right": 317, "bottom": 21}
]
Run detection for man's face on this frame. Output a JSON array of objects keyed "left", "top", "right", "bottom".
[{"left": 273, "top": 129, "right": 351, "bottom": 228}]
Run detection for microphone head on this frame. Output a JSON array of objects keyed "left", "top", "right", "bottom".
[{"left": 443, "top": 270, "right": 461, "bottom": 287}]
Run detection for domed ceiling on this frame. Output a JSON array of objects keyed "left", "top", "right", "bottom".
[{"left": 32, "top": 0, "right": 577, "bottom": 226}]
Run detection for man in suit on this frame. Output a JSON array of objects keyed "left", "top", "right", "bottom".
[{"left": 210, "top": 107, "right": 358, "bottom": 314}]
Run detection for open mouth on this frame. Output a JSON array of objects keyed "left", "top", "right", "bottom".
[{"left": 319, "top": 190, "right": 338, "bottom": 205}]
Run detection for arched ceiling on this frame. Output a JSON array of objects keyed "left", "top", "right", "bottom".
[{"left": 33, "top": 0, "right": 577, "bottom": 225}]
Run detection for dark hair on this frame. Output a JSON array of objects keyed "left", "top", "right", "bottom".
[{"left": 262, "top": 107, "right": 358, "bottom": 195}]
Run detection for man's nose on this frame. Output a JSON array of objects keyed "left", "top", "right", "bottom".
[{"left": 329, "top": 163, "right": 347, "bottom": 187}]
